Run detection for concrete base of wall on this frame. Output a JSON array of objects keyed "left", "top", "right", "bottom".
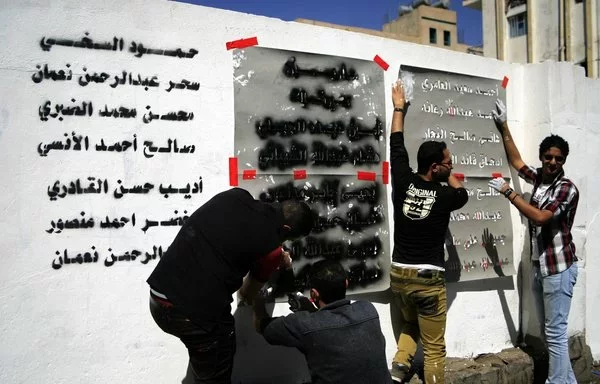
[{"left": 403, "top": 335, "right": 595, "bottom": 384}]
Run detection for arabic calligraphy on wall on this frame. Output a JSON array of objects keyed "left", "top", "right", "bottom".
[{"left": 35, "top": 32, "right": 204, "bottom": 270}]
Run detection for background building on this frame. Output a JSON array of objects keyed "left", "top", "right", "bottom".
[
  {"left": 464, "top": 0, "right": 599, "bottom": 78},
  {"left": 297, "top": 0, "right": 481, "bottom": 55}
]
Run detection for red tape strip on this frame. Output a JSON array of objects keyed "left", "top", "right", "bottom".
[
  {"left": 226, "top": 37, "right": 258, "bottom": 50},
  {"left": 492, "top": 172, "right": 503, "bottom": 178},
  {"left": 501, "top": 76, "right": 509, "bottom": 89},
  {"left": 382, "top": 162, "right": 390, "bottom": 184},
  {"left": 242, "top": 170, "right": 256, "bottom": 180},
  {"left": 453, "top": 173, "right": 465, "bottom": 181},
  {"left": 294, "top": 170, "right": 307, "bottom": 180},
  {"left": 229, "top": 157, "right": 238, "bottom": 186},
  {"left": 357, "top": 171, "right": 377, "bottom": 181},
  {"left": 373, "top": 55, "right": 389, "bottom": 71}
]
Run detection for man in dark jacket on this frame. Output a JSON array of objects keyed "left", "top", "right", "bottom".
[
  {"left": 147, "top": 187, "right": 313, "bottom": 383},
  {"left": 253, "top": 259, "right": 392, "bottom": 384}
]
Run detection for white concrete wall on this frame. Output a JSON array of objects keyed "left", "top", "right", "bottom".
[
  {"left": 516, "top": 62, "right": 600, "bottom": 351},
  {"left": 0, "top": 1, "right": 598, "bottom": 383}
]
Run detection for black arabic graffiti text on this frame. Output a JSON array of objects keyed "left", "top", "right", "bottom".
[
  {"left": 256, "top": 117, "right": 383, "bottom": 142},
  {"left": 259, "top": 180, "right": 379, "bottom": 208},
  {"left": 46, "top": 176, "right": 202, "bottom": 200},
  {"left": 51, "top": 245, "right": 166, "bottom": 270},
  {"left": 40, "top": 32, "right": 198, "bottom": 59},
  {"left": 38, "top": 133, "right": 196, "bottom": 158},
  {"left": 257, "top": 141, "right": 381, "bottom": 170},
  {"left": 32, "top": 64, "right": 200, "bottom": 92},
  {"left": 38, "top": 100, "right": 194, "bottom": 122}
]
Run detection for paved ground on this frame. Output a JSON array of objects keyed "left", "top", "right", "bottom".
[{"left": 401, "top": 349, "right": 599, "bottom": 384}]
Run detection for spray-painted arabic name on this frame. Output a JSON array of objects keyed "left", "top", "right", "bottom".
[
  {"left": 51, "top": 245, "right": 165, "bottom": 270},
  {"left": 421, "top": 78, "right": 499, "bottom": 97},
  {"left": 46, "top": 177, "right": 202, "bottom": 200},
  {"left": 40, "top": 33, "right": 198, "bottom": 59}
]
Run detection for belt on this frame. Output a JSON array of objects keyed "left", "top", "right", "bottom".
[
  {"left": 393, "top": 266, "right": 445, "bottom": 279},
  {"left": 417, "top": 269, "right": 444, "bottom": 279}
]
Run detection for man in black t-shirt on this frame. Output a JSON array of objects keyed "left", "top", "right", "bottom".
[
  {"left": 388, "top": 82, "right": 468, "bottom": 384},
  {"left": 147, "top": 188, "right": 313, "bottom": 383}
]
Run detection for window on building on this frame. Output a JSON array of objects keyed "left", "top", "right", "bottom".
[
  {"left": 508, "top": 12, "right": 527, "bottom": 38},
  {"left": 443, "top": 30, "right": 451, "bottom": 46},
  {"left": 429, "top": 28, "right": 437, "bottom": 44}
]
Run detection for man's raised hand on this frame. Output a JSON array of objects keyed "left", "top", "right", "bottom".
[
  {"left": 392, "top": 80, "right": 406, "bottom": 109},
  {"left": 491, "top": 99, "right": 507, "bottom": 127}
]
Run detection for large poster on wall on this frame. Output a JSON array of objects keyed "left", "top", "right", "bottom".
[
  {"left": 399, "top": 65, "right": 515, "bottom": 281},
  {"left": 233, "top": 47, "right": 389, "bottom": 296}
]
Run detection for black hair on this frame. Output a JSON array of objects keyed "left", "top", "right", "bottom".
[
  {"left": 539, "top": 134, "right": 569, "bottom": 159},
  {"left": 417, "top": 140, "right": 447, "bottom": 175},
  {"left": 308, "top": 260, "right": 347, "bottom": 304},
  {"left": 281, "top": 200, "right": 313, "bottom": 239}
]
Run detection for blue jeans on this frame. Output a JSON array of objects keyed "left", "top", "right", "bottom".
[
  {"left": 149, "top": 294, "right": 236, "bottom": 383},
  {"left": 533, "top": 263, "right": 578, "bottom": 384}
]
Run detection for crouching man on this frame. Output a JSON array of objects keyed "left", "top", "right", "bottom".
[{"left": 253, "top": 260, "right": 392, "bottom": 384}]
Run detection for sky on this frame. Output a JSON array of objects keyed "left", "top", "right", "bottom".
[{"left": 176, "top": 0, "right": 483, "bottom": 47}]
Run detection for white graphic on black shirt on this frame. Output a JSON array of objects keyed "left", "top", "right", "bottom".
[{"left": 403, "top": 183, "right": 437, "bottom": 220}]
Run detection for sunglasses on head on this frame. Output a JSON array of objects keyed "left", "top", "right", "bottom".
[{"left": 543, "top": 154, "right": 565, "bottom": 163}]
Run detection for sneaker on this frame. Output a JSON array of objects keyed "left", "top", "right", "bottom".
[{"left": 390, "top": 363, "right": 409, "bottom": 383}]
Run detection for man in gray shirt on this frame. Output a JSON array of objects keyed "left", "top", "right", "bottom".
[{"left": 254, "top": 260, "right": 392, "bottom": 384}]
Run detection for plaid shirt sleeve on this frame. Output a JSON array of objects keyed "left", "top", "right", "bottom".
[
  {"left": 518, "top": 164, "right": 537, "bottom": 185},
  {"left": 541, "top": 180, "right": 578, "bottom": 217}
]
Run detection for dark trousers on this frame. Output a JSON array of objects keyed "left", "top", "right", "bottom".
[{"left": 149, "top": 294, "right": 236, "bottom": 384}]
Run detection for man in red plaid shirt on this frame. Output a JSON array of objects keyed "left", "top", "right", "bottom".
[{"left": 488, "top": 99, "right": 579, "bottom": 384}]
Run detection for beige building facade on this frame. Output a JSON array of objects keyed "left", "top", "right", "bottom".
[
  {"left": 297, "top": 0, "right": 479, "bottom": 55},
  {"left": 464, "top": 0, "right": 599, "bottom": 78}
]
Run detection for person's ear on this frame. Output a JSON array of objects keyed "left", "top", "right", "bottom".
[
  {"left": 310, "top": 288, "right": 318, "bottom": 302},
  {"left": 345, "top": 279, "right": 349, "bottom": 288}
]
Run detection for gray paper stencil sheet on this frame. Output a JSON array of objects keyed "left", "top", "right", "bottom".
[
  {"left": 399, "top": 65, "right": 509, "bottom": 177},
  {"left": 234, "top": 47, "right": 386, "bottom": 175},
  {"left": 444, "top": 177, "right": 516, "bottom": 282},
  {"left": 233, "top": 47, "right": 390, "bottom": 295}
]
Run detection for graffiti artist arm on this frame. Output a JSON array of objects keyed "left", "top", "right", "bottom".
[
  {"left": 391, "top": 80, "right": 406, "bottom": 134},
  {"left": 492, "top": 99, "right": 525, "bottom": 171}
]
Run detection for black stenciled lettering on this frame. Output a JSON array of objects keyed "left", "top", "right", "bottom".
[
  {"left": 257, "top": 140, "right": 308, "bottom": 170},
  {"left": 347, "top": 260, "right": 383, "bottom": 288},
  {"left": 282, "top": 56, "right": 359, "bottom": 82},
  {"left": 289, "top": 88, "right": 353, "bottom": 112},
  {"left": 340, "top": 183, "right": 379, "bottom": 204},
  {"left": 259, "top": 179, "right": 339, "bottom": 207},
  {"left": 255, "top": 117, "right": 382, "bottom": 142}
]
